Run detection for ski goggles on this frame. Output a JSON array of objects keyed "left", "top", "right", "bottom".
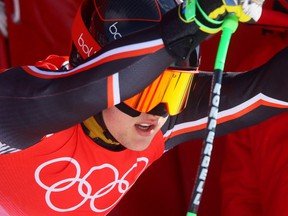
[{"left": 123, "top": 67, "right": 197, "bottom": 116}]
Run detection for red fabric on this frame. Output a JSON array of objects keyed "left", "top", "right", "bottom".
[
  {"left": 200, "top": 23, "right": 288, "bottom": 72},
  {"left": 35, "top": 55, "right": 69, "bottom": 70},
  {"left": 0, "top": 35, "right": 9, "bottom": 69},
  {"left": 258, "top": 9, "right": 288, "bottom": 28},
  {"left": 220, "top": 113, "right": 288, "bottom": 216},
  {"left": 4, "top": 0, "right": 82, "bottom": 67},
  {"left": 0, "top": 125, "right": 164, "bottom": 215}
]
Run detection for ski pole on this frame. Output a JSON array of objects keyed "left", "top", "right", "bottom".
[{"left": 186, "top": 14, "right": 239, "bottom": 216}]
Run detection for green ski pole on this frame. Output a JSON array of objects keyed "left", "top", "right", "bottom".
[{"left": 186, "top": 14, "right": 239, "bottom": 216}]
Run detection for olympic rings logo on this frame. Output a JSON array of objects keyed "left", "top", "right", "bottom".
[{"left": 34, "top": 157, "right": 149, "bottom": 213}]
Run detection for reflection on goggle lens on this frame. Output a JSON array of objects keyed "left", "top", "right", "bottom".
[{"left": 124, "top": 68, "right": 197, "bottom": 116}]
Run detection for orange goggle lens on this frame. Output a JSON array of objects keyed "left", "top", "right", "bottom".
[{"left": 124, "top": 68, "right": 197, "bottom": 116}]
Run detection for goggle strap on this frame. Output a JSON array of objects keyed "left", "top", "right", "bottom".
[{"left": 72, "top": 4, "right": 101, "bottom": 60}]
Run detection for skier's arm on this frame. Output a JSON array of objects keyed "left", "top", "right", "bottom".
[{"left": 163, "top": 47, "right": 288, "bottom": 150}]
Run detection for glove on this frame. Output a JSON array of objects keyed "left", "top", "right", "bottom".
[
  {"left": 185, "top": 0, "right": 265, "bottom": 34},
  {"left": 0, "top": 1, "right": 7, "bottom": 38},
  {"left": 199, "top": 0, "right": 265, "bottom": 24},
  {"left": 160, "top": 0, "right": 264, "bottom": 60}
]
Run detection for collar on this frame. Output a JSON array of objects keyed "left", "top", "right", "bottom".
[{"left": 82, "top": 113, "right": 126, "bottom": 151}]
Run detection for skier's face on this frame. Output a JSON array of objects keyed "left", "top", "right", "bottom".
[{"left": 102, "top": 106, "right": 168, "bottom": 151}]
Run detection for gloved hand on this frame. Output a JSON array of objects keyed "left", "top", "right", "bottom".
[
  {"left": 161, "top": 0, "right": 265, "bottom": 60},
  {"left": 199, "top": 0, "right": 264, "bottom": 25},
  {"left": 0, "top": 0, "right": 8, "bottom": 38}
]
